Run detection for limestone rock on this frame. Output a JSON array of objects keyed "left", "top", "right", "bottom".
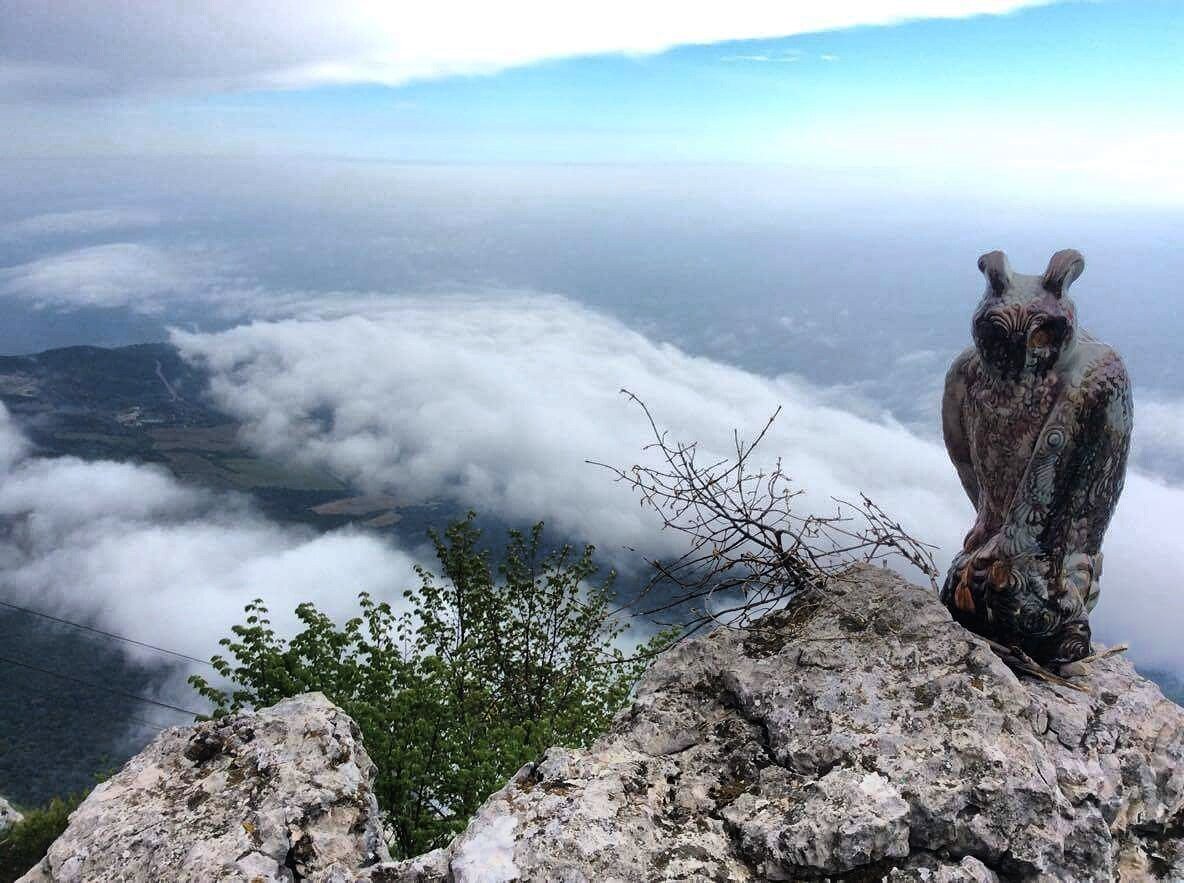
[
  {"left": 0, "top": 794, "right": 22, "bottom": 832},
  {"left": 18, "top": 692, "right": 389, "bottom": 882},
  {"left": 378, "top": 565, "right": 1184, "bottom": 882},
  {"left": 20, "top": 566, "right": 1184, "bottom": 881}
]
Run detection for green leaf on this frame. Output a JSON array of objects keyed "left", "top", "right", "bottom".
[{"left": 189, "top": 513, "right": 660, "bottom": 858}]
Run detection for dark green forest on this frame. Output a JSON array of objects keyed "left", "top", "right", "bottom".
[{"left": 0, "top": 610, "right": 186, "bottom": 806}]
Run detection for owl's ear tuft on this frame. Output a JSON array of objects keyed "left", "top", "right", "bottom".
[
  {"left": 977, "top": 250, "right": 1012, "bottom": 296},
  {"left": 1042, "top": 249, "right": 1085, "bottom": 297}
]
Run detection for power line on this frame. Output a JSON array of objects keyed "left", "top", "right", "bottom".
[
  {"left": 126, "top": 715, "right": 176, "bottom": 733},
  {"left": 0, "top": 598, "right": 213, "bottom": 667},
  {"left": 0, "top": 654, "right": 205, "bottom": 718}
]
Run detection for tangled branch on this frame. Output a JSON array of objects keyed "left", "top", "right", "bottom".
[{"left": 590, "top": 390, "right": 938, "bottom": 635}]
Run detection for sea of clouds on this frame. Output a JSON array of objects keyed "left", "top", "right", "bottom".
[
  {"left": 0, "top": 404, "right": 420, "bottom": 679},
  {"left": 172, "top": 295, "right": 1184, "bottom": 672},
  {"left": 3, "top": 177, "right": 1184, "bottom": 697},
  {"left": 2, "top": 293, "right": 1183, "bottom": 687}
]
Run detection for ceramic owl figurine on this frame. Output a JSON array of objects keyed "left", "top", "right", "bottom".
[{"left": 941, "top": 249, "right": 1132, "bottom": 667}]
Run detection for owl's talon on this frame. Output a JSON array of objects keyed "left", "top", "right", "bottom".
[{"left": 954, "top": 563, "right": 976, "bottom": 613}]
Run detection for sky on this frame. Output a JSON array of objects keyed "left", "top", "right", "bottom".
[
  {"left": 1, "top": 0, "right": 1184, "bottom": 708},
  {"left": 1, "top": 1, "right": 1182, "bottom": 203}
]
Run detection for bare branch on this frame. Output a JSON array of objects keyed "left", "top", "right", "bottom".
[{"left": 589, "top": 390, "right": 939, "bottom": 637}]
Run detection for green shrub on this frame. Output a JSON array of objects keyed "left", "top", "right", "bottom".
[
  {"left": 0, "top": 793, "right": 84, "bottom": 882},
  {"left": 190, "top": 514, "right": 673, "bottom": 858}
]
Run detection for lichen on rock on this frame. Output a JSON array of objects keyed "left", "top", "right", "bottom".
[
  {"left": 19, "top": 565, "right": 1184, "bottom": 881},
  {"left": 377, "top": 564, "right": 1184, "bottom": 882},
  {"left": 17, "top": 692, "right": 389, "bottom": 882}
]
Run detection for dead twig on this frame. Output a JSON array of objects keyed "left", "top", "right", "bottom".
[
  {"left": 588, "top": 390, "right": 938, "bottom": 637},
  {"left": 1073, "top": 643, "right": 1128, "bottom": 666},
  {"left": 984, "top": 638, "right": 1091, "bottom": 692}
]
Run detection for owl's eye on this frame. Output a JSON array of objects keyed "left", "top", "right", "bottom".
[{"left": 1029, "top": 328, "right": 1052, "bottom": 348}]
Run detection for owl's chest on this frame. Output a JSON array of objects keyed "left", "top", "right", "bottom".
[{"left": 964, "top": 372, "right": 1063, "bottom": 517}]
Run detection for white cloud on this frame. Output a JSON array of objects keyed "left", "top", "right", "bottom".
[
  {"left": 721, "top": 50, "right": 804, "bottom": 64},
  {"left": 1130, "top": 395, "right": 1184, "bottom": 481},
  {"left": 0, "top": 242, "right": 235, "bottom": 313},
  {"left": 5, "top": 291, "right": 1180, "bottom": 696},
  {"left": 173, "top": 294, "right": 1184, "bottom": 673},
  {"left": 760, "top": 123, "right": 1184, "bottom": 207},
  {"left": 0, "top": 208, "right": 160, "bottom": 240},
  {"left": 0, "top": 403, "right": 421, "bottom": 697},
  {"left": 0, "top": 1, "right": 1054, "bottom": 97},
  {"left": 176, "top": 296, "right": 964, "bottom": 569}
]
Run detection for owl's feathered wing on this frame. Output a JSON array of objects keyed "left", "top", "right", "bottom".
[{"left": 941, "top": 347, "right": 981, "bottom": 511}]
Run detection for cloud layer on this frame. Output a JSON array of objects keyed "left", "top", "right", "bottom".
[
  {"left": 1130, "top": 395, "right": 1184, "bottom": 482},
  {"left": 176, "top": 295, "right": 965, "bottom": 566},
  {"left": 0, "top": 404, "right": 421, "bottom": 700},
  {"left": 0, "top": 242, "right": 237, "bottom": 313},
  {"left": 3, "top": 291, "right": 1181, "bottom": 695},
  {"left": 0, "top": 208, "right": 161, "bottom": 240},
  {"left": 174, "top": 295, "right": 1184, "bottom": 672},
  {"left": 2, "top": 1, "right": 1052, "bottom": 98}
]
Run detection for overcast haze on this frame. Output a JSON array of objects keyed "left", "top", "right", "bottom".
[{"left": 2, "top": 1, "right": 1183, "bottom": 720}]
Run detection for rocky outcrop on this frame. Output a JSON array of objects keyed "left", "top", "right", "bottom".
[
  {"left": 20, "top": 566, "right": 1184, "bottom": 881},
  {"left": 380, "top": 565, "right": 1184, "bottom": 882},
  {"left": 18, "top": 693, "right": 389, "bottom": 882},
  {"left": 0, "top": 794, "right": 22, "bottom": 832}
]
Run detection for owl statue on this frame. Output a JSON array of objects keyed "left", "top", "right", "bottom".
[{"left": 941, "top": 249, "right": 1132, "bottom": 668}]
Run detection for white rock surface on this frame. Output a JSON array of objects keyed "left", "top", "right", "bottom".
[
  {"left": 0, "top": 793, "right": 22, "bottom": 832},
  {"left": 375, "top": 565, "right": 1184, "bottom": 882},
  {"left": 19, "top": 566, "right": 1184, "bottom": 881},
  {"left": 18, "top": 693, "right": 389, "bottom": 882}
]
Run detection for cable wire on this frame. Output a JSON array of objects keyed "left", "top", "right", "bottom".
[
  {"left": 0, "top": 654, "right": 205, "bottom": 718},
  {"left": 125, "top": 715, "right": 176, "bottom": 733},
  {"left": 0, "top": 598, "right": 213, "bottom": 667}
]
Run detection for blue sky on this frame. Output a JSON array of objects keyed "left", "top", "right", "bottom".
[
  {"left": 3, "top": 1, "right": 1180, "bottom": 204},
  {"left": 188, "top": 0, "right": 1180, "bottom": 164}
]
